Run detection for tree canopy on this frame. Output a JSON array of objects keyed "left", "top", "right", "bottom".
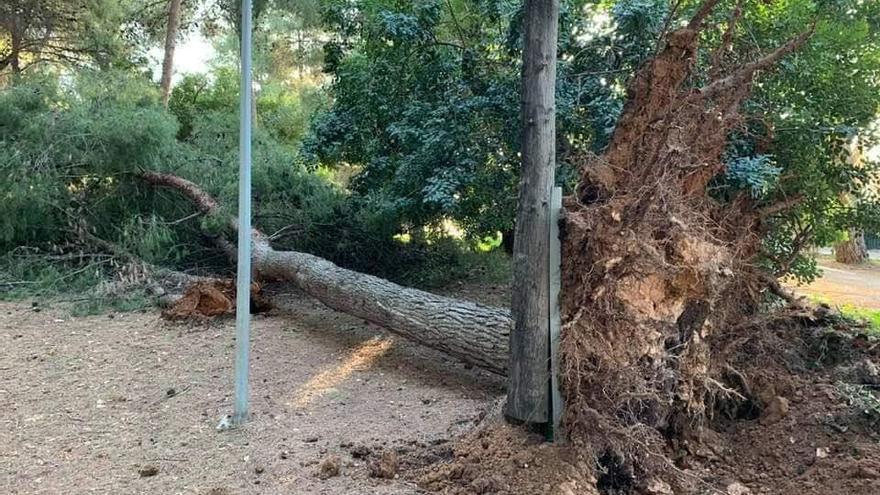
[{"left": 1, "top": 0, "right": 879, "bottom": 291}]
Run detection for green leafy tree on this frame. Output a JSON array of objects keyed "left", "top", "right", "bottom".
[
  {"left": 0, "top": 0, "right": 174, "bottom": 80},
  {"left": 308, "top": 1, "right": 525, "bottom": 239},
  {"left": 309, "top": 0, "right": 880, "bottom": 281},
  {"left": 713, "top": 0, "right": 880, "bottom": 279},
  {"left": 305, "top": 0, "right": 674, "bottom": 240}
]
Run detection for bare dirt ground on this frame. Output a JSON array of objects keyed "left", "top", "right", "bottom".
[
  {"left": 790, "top": 260, "right": 880, "bottom": 309},
  {"left": 4, "top": 278, "right": 880, "bottom": 495},
  {"left": 0, "top": 287, "right": 505, "bottom": 495}
]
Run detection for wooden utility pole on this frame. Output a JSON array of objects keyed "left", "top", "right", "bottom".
[
  {"left": 160, "top": 0, "right": 183, "bottom": 108},
  {"left": 506, "top": 0, "right": 559, "bottom": 424}
]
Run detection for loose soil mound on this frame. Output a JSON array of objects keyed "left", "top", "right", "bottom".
[
  {"left": 415, "top": 314, "right": 880, "bottom": 494},
  {"left": 418, "top": 422, "right": 597, "bottom": 495},
  {"left": 162, "top": 279, "right": 272, "bottom": 319}
]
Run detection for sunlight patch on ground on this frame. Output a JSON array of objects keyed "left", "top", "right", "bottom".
[{"left": 291, "top": 337, "right": 393, "bottom": 408}]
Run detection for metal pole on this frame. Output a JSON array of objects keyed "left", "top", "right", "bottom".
[
  {"left": 548, "top": 186, "right": 563, "bottom": 439},
  {"left": 233, "top": 0, "right": 253, "bottom": 425}
]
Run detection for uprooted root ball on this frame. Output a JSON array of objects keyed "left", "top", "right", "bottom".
[{"left": 558, "top": 7, "right": 812, "bottom": 484}]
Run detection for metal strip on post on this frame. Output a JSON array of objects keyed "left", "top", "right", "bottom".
[
  {"left": 549, "top": 186, "right": 564, "bottom": 438},
  {"left": 233, "top": 0, "right": 253, "bottom": 426}
]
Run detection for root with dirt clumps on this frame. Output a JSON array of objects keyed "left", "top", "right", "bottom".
[
  {"left": 161, "top": 279, "right": 272, "bottom": 320},
  {"left": 557, "top": 0, "right": 815, "bottom": 489},
  {"left": 419, "top": 308, "right": 880, "bottom": 495}
]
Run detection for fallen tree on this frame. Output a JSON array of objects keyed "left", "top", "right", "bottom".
[
  {"left": 140, "top": 171, "right": 512, "bottom": 375},
  {"left": 139, "top": 1, "right": 812, "bottom": 419},
  {"left": 141, "top": 0, "right": 813, "bottom": 450}
]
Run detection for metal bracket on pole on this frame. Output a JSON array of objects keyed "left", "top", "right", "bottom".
[
  {"left": 548, "top": 186, "right": 564, "bottom": 439},
  {"left": 232, "top": 0, "right": 254, "bottom": 427}
]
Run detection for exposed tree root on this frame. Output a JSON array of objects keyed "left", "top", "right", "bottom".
[
  {"left": 558, "top": 0, "right": 815, "bottom": 484},
  {"left": 161, "top": 279, "right": 272, "bottom": 320}
]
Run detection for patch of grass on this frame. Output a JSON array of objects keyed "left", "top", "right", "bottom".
[
  {"left": 838, "top": 304, "right": 880, "bottom": 333},
  {"left": 1, "top": 254, "right": 106, "bottom": 300},
  {"left": 69, "top": 289, "right": 153, "bottom": 317},
  {"left": 836, "top": 382, "right": 880, "bottom": 420},
  {"left": 1, "top": 253, "right": 153, "bottom": 316},
  {"left": 809, "top": 295, "right": 880, "bottom": 334}
]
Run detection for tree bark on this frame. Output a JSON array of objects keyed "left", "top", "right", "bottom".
[
  {"left": 160, "top": 0, "right": 183, "bottom": 108},
  {"left": 506, "top": 0, "right": 559, "bottom": 424},
  {"left": 139, "top": 171, "right": 511, "bottom": 375},
  {"left": 9, "top": 15, "right": 22, "bottom": 76},
  {"left": 834, "top": 230, "right": 869, "bottom": 264}
]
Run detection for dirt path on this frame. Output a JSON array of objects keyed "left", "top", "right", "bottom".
[
  {"left": 0, "top": 290, "right": 504, "bottom": 495},
  {"left": 791, "top": 261, "right": 880, "bottom": 309}
]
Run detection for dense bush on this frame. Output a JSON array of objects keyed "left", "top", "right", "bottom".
[{"left": 0, "top": 68, "right": 508, "bottom": 300}]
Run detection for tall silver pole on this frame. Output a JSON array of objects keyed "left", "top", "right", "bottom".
[{"left": 233, "top": 0, "right": 253, "bottom": 425}]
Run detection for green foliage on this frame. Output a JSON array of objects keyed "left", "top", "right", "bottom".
[
  {"left": 0, "top": 251, "right": 152, "bottom": 316},
  {"left": 168, "top": 70, "right": 240, "bottom": 140},
  {"left": 169, "top": 68, "right": 328, "bottom": 145},
  {"left": 168, "top": 76, "right": 343, "bottom": 254},
  {"left": 306, "top": 0, "right": 679, "bottom": 238},
  {"left": 308, "top": 0, "right": 880, "bottom": 284},
  {"left": 119, "top": 215, "right": 185, "bottom": 265},
  {"left": 837, "top": 382, "right": 880, "bottom": 420},
  {"left": 713, "top": 0, "right": 880, "bottom": 280},
  {"left": 0, "top": 0, "right": 516, "bottom": 305},
  {"left": 0, "top": 0, "right": 171, "bottom": 78},
  {"left": 0, "top": 252, "right": 108, "bottom": 301},
  {"left": 725, "top": 155, "right": 783, "bottom": 199},
  {"left": 1, "top": 62, "right": 505, "bottom": 298},
  {"left": 4, "top": 0, "right": 880, "bottom": 303},
  {"left": 0, "top": 72, "right": 179, "bottom": 253},
  {"left": 307, "top": 0, "right": 523, "bottom": 237}
]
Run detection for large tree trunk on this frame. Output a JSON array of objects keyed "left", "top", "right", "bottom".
[
  {"left": 834, "top": 230, "right": 869, "bottom": 264},
  {"left": 506, "top": 0, "right": 559, "bottom": 424},
  {"left": 139, "top": 171, "right": 511, "bottom": 375},
  {"left": 160, "top": 0, "right": 183, "bottom": 108}
]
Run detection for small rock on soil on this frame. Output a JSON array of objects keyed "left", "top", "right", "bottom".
[
  {"left": 138, "top": 465, "right": 159, "bottom": 478},
  {"left": 369, "top": 450, "right": 399, "bottom": 479},
  {"left": 317, "top": 456, "right": 341, "bottom": 479},
  {"left": 759, "top": 396, "right": 790, "bottom": 425}
]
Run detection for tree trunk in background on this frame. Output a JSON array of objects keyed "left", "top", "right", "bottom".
[
  {"left": 506, "top": 0, "right": 559, "bottom": 425},
  {"left": 501, "top": 229, "right": 515, "bottom": 255},
  {"left": 160, "top": 0, "right": 183, "bottom": 108},
  {"left": 10, "top": 16, "right": 22, "bottom": 76},
  {"left": 835, "top": 230, "right": 869, "bottom": 264},
  {"left": 140, "top": 171, "right": 512, "bottom": 375}
]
